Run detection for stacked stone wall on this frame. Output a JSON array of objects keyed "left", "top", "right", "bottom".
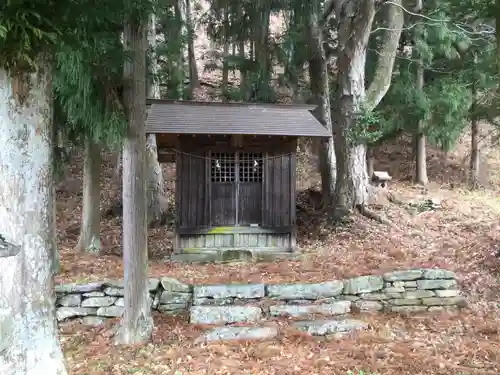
[{"left": 55, "top": 268, "right": 466, "bottom": 326}]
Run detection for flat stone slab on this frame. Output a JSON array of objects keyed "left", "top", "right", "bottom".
[
  {"left": 190, "top": 306, "right": 262, "bottom": 325},
  {"left": 422, "top": 269, "right": 456, "bottom": 279},
  {"left": 343, "top": 276, "right": 384, "bottom": 294},
  {"left": 57, "top": 294, "right": 82, "bottom": 307},
  {"left": 161, "top": 277, "right": 191, "bottom": 293},
  {"left": 383, "top": 269, "right": 423, "bottom": 282},
  {"left": 196, "top": 326, "right": 278, "bottom": 343},
  {"left": 267, "top": 281, "right": 344, "bottom": 300},
  {"left": 293, "top": 319, "right": 368, "bottom": 336},
  {"left": 193, "top": 284, "right": 265, "bottom": 299},
  {"left": 168, "top": 250, "right": 299, "bottom": 264},
  {"left": 56, "top": 307, "right": 97, "bottom": 321},
  {"left": 417, "top": 279, "right": 457, "bottom": 290},
  {"left": 55, "top": 282, "right": 103, "bottom": 294},
  {"left": 269, "top": 302, "right": 351, "bottom": 318}
]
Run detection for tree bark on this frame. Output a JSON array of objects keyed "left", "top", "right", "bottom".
[
  {"left": 254, "top": 6, "right": 271, "bottom": 101},
  {"left": 239, "top": 40, "right": 247, "bottom": 92},
  {"left": 0, "top": 60, "right": 68, "bottom": 374},
  {"left": 115, "top": 15, "right": 153, "bottom": 345},
  {"left": 334, "top": 0, "right": 403, "bottom": 214},
  {"left": 413, "top": 58, "right": 428, "bottom": 184},
  {"left": 185, "top": 0, "right": 199, "bottom": 96},
  {"left": 306, "top": 4, "right": 336, "bottom": 205},
  {"left": 174, "top": 0, "right": 187, "bottom": 99},
  {"left": 222, "top": 7, "right": 230, "bottom": 99},
  {"left": 75, "top": 136, "right": 101, "bottom": 253},
  {"left": 146, "top": 13, "right": 167, "bottom": 228},
  {"left": 469, "top": 57, "right": 480, "bottom": 189}
]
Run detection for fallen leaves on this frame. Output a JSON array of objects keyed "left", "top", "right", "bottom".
[{"left": 55, "top": 124, "right": 500, "bottom": 374}]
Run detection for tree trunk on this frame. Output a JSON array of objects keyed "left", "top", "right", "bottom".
[
  {"left": 306, "top": 4, "right": 336, "bottom": 205},
  {"left": 413, "top": 58, "right": 428, "bottom": 185},
  {"left": 254, "top": 7, "right": 271, "bottom": 101},
  {"left": 75, "top": 136, "right": 101, "bottom": 253},
  {"left": 146, "top": 13, "right": 167, "bottom": 228},
  {"left": 174, "top": 0, "right": 186, "bottom": 99},
  {"left": 239, "top": 40, "right": 247, "bottom": 92},
  {"left": 0, "top": 61, "right": 68, "bottom": 374},
  {"left": 115, "top": 15, "right": 153, "bottom": 345},
  {"left": 366, "top": 147, "right": 375, "bottom": 179},
  {"left": 469, "top": 59, "right": 479, "bottom": 189},
  {"left": 185, "top": 0, "right": 199, "bottom": 97},
  {"left": 334, "top": 0, "right": 403, "bottom": 213},
  {"left": 222, "top": 8, "right": 230, "bottom": 99}
]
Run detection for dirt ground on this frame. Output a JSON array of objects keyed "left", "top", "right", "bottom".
[{"left": 55, "top": 124, "right": 500, "bottom": 374}]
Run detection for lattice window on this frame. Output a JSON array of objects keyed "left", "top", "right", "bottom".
[
  {"left": 239, "top": 152, "right": 263, "bottom": 182},
  {"left": 211, "top": 152, "right": 236, "bottom": 182}
]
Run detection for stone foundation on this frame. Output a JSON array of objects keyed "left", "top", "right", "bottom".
[{"left": 55, "top": 268, "right": 466, "bottom": 327}]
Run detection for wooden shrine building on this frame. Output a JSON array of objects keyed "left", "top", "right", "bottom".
[{"left": 145, "top": 99, "right": 330, "bottom": 262}]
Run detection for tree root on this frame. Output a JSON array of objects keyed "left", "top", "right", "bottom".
[
  {"left": 356, "top": 204, "right": 400, "bottom": 230},
  {"left": 387, "top": 192, "right": 406, "bottom": 206}
]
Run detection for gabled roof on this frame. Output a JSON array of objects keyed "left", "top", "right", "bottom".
[{"left": 145, "top": 99, "right": 331, "bottom": 138}]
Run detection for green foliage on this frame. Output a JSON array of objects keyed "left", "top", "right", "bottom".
[
  {"left": 156, "top": 4, "right": 187, "bottom": 99},
  {"left": 425, "top": 77, "right": 472, "bottom": 150},
  {"left": 348, "top": 104, "right": 387, "bottom": 145},
  {"left": 0, "top": 2, "right": 60, "bottom": 72}
]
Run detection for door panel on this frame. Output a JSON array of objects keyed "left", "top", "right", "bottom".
[{"left": 210, "top": 152, "right": 236, "bottom": 225}]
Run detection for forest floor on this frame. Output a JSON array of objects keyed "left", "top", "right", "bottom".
[{"left": 56, "top": 125, "right": 500, "bottom": 375}]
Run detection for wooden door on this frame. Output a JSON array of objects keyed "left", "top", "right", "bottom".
[
  {"left": 237, "top": 152, "right": 263, "bottom": 225},
  {"left": 210, "top": 152, "right": 237, "bottom": 225},
  {"left": 209, "top": 152, "right": 263, "bottom": 226}
]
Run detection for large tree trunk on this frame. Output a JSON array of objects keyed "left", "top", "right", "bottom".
[
  {"left": 334, "top": 0, "right": 403, "bottom": 213},
  {"left": 75, "top": 136, "right": 101, "bottom": 253},
  {"left": 146, "top": 13, "right": 167, "bottom": 228},
  {"left": 115, "top": 15, "right": 153, "bottom": 345},
  {"left": 306, "top": 4, "right": 336, "bottom": 205},
  {"left": 0, "top": 61, "right": 68, "bottom": 374}
]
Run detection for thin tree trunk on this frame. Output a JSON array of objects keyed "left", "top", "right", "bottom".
[
  {"left": 75, "top": 137, "right": 101, "bottom": 253},
  {"left": 254, "top": 6, "right": 271, "bottom": 101},
  {"left": 222, "top": 8, "right": 230, "bottom": 99},
  {"left": 469, "top": 58, "right": 479, "bottom": 188},
  {"left": 174, "top": 0, "right": 186, "bottom": 99},
  {"left": 239, "top": 40, "right": 246, "bottom": 92},
  {"left": 413, "top": 57, "right": 428, "bottom": 185},
  {"left": 306, "top": 4, "right": 336, "bottom": 206},
  {"left": 146, "top": 13, "right": 167, "bottom": 228},
  {"left": 115, "top": 15, "right": 153, "bottom": 345},
  {"left": 334, "top": 0, "right": 403, "bottom": 214},
  {"left": 0, "top": 60, "right": 68, "bottom": 374},
  {"left": 185, "top": 0, "right": 199, "bottom": 97}
]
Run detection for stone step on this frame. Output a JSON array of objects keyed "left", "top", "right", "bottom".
[
  {"left": 168, "top": 249, "right": 300, "bottom": 264},
  {"left": 195, "top": 318, "right": 368, "bottom": 343}
]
